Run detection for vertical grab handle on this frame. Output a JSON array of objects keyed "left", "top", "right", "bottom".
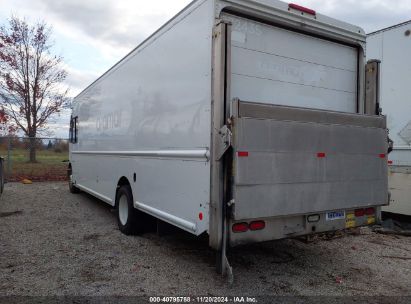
[{"left": 365, "top": 59, "right": 381, "bottom": 115}]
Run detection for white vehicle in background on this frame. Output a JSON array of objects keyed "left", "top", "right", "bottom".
[
  {"left": 367, "top": 21, "right": 411, "bottom": 217},
  {"left": 69, "top": 0, "right": 390, "bottom": 274}
]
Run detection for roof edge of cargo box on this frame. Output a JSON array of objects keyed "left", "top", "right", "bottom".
[
  {"left": 74, "top": 0, "right": 366, "bottom": 100},
  {"left": 367, "top": 19, "right": 411, "bottom": 36},
  {"left": 219, "top": 0, "right": 366, "bottom": 44}
]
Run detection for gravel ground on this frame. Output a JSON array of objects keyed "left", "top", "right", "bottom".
[{"left": 0, "top": 182, "right": 410, "bottom": 299}]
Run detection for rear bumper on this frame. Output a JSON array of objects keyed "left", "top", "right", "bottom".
[{"left": 229, "top": 207, "right": 381, "bottom": 247}]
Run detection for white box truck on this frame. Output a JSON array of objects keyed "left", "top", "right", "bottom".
[
  {"left": 367, "top": 21, "right": 411, "bottom": 217},
  {"left": 69, "top": 0, "right": 390, "bottom": 274}
]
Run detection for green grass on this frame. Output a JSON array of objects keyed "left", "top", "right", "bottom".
[{"left": 0, "top": 148, "right": 69, "bottom": 182}]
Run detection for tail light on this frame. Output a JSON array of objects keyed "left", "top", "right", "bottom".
[
  {"left": 355, "top": 209, "right": 365, "bottom": 217},
  {"left": 232, "top": 223, "right": 249, "bottom": 233},
  {"left": 365, "top": 208, "right": 375, "bottom": 216},
  {"left": 232, "top": 221, "right": 266, "bottom": 233},
  {"left": 249, "top": 221, "right": 266, "bottom": 231}
]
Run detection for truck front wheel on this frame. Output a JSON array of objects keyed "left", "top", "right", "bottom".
[
  {"left": 116, "top": 185, "right": 143, "bottom": 235},
  {"left": 68, "top": 166, "right": 80, "bottom": 194},
  {"left": 0, "top": 157, "right": 4, "bottom": 195}
]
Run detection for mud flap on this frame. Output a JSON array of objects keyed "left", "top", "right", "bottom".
[{"left": 221, "top": 216, "right": 233, "bottom": 284}]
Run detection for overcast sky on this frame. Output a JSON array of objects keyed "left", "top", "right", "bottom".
[{"left": 1, "top": 0, "right": 411, "bottom": 137}]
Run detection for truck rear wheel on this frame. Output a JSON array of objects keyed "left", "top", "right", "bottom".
[{"left": 116, "top": 185, "right": 143, "bottom": 235}]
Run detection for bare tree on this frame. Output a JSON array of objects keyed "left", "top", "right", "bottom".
[
  {"left": 0, "top": 107, "right": 16, "bottom": 136},
  {"left": 0, "top": 16, "right": 68, "bottom": 162}
]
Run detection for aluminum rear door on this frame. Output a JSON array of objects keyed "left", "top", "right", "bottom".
[
  {"left": 222, "top": 13, "right": 359, "bottom": 113},
  {"left": 231, "top": 100, "right": 389, "bottom": 220}
]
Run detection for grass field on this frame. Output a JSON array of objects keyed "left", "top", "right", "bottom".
[{"left": 0, "top": 148, "right": 69, "bottom": 182}]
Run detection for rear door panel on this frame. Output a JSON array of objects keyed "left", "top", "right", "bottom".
[
  {"left": 222, "top": 13, "right": 359, "bottom": 113},
  {"left": 221, "top": 14, "right": 387, "bottom": 221},
  {"left": 232, "top": 101, "right": 388, "bottom": 220}
]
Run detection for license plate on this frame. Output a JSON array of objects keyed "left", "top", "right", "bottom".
[{"left": 326, "top": 211, "right": 346, "bottom": 221}]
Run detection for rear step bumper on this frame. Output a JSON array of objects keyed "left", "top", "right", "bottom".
[{"left": 229, "top": 207, "right": 381, "bottom": 247}]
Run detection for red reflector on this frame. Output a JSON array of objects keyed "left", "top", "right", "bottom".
[
  {"left": 199, "top": 213, "right": 203, "bottom": 221},
  {"left": 365, "top": 208, "right": 375, "bottom": 216},
  {"left": 249, "top": 221, "right": 266, "bottom": 231},
  {"left": 355, "top": 209, "right": 365, "bottom": 217},
  {"left": 388, "top": 160, "right": 393, "bottom": 165},
  {"left": 379, "top": 154, "right": 386, "bottom": 159},
  {"left": 238, "top": 151, "right": 249, "bottom": 157},
  {"left": 317, "top": 152, "right": 326, "bottom": 158},
  {"left": 232, "top": 223, "right": 249, "bottom": 233},
  {"left": 289, "top": 3, "right": 316, "bottom": 15}
]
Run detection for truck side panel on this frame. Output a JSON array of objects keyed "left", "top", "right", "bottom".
[
  {"left": 368, "top": 23, "right": 411, "bottom": 149},
  {"left": 71, "top": 0, "right": 214, "bottom": 235}
]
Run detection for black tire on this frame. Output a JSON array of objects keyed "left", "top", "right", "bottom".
[
  {"left": 68, "top": 165, "right": 80, "bottom": 194},
  {"left": 116, "top": 185, "right": 143, "bottom": 235},
  {"left": 0, "top": 158, "right": 4, "bottom": 195}
]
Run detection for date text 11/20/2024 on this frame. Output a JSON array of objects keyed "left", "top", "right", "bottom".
[{"left": 149, "top": 297, "right": 258, "bottom": 303}]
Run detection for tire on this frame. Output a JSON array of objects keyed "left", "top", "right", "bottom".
[
  {"left": 68, "top": 165, "right": 80, "bottom": 194},
  {"left": 116, "top": 185, "right": 143, "bottom": 235},
  {"left": 0, "top": 158, "right": 4, "bottom": 195},
  {"left": 69, "top": 178, "right": 81, "bottom": 194}
]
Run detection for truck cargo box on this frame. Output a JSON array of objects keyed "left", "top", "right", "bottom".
[{"left": 69, "top": 0, "right": 390, "bottom": 274}]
